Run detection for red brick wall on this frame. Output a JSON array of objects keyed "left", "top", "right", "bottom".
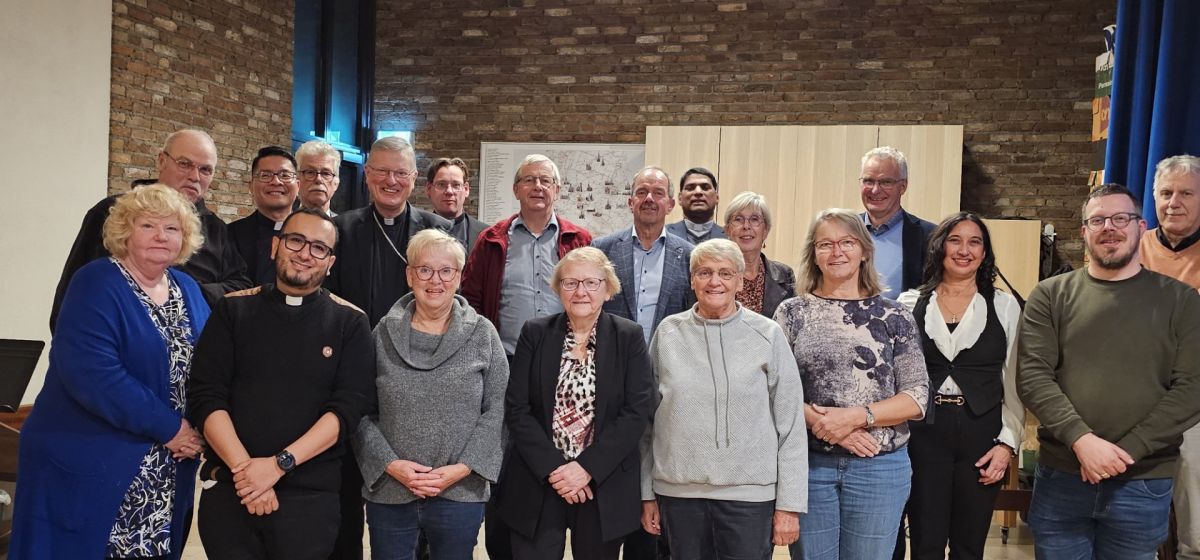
[
  {"left": 375, "top": 0, "right": 1114, "bottom": 262},
  {"left": 109, "top": 0, "right": 294, "bottom": 222}
]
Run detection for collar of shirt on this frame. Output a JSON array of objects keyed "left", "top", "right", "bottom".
[
  {"left": 1157, "top": 225, "right": 1200, "bottom": 253},
  {"left": 683, "top": 218, "right": 715, "bottom": 238},
  {"left": 373, "top": 204, "right": 409, "bottom": 226},
  {"left": 629, "top": 226, "right": 668, "bottom": 250},
  {"left": 862, "top": 210, "right": 905, "bottom": 236},
  {"left": 510, "top": 212, "right": 560, "bottom": 238}
]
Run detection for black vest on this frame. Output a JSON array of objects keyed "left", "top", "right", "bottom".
[{"left": 914, "top": 291, "right": 1008, "bottom": 418}]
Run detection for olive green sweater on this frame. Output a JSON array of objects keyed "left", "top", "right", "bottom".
[{"left": 1017, "top": 268, "right": 1200, "bottom": 479}]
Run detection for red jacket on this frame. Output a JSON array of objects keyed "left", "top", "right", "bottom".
[{"left": 462, "top": 213, "right": 593, "bottom": 328}]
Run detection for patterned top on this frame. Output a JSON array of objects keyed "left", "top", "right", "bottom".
[
  {"left": 736, "top": 269, "right": 766, "bottom": 314},
  {"left": 774, "top": 293, "right": 929, "bottom": 455},
  {"left": 551, "top": 323, "right": 598, "bottom": 460},
  {"left": 107, "top": 258, "right": 194, "bottom": 558}
]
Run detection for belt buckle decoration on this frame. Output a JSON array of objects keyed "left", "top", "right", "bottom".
[{"left": 934, "top": 394, "right": 965, "bottom": 406}]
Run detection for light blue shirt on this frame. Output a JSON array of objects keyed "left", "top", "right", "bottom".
[
  {"left": 499, "top": 214, "right": 563, "bottom": 354},
  {"left": 630, "top": 227, "right": 667, "bottom": 344},
  {"left": 863, "top": 211, "right": 905, "bottom": 299}
]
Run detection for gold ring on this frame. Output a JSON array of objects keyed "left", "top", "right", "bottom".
[{"left": 1101, "top": 473, "right": 1111, "bottom": 478}]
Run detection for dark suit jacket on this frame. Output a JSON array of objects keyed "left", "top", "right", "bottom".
[
  {"left": 455, "top": 213, "right": 488, "bottom": 256},
  {"left": 760, "top": 254, "right": 797, "bottom": 319},
  {"left": 900, "top": 209, "right": 938, "bottom": 293},
  {"left": 666, "top": 220, "right": 726, "bottom": 245},
  {"left": 325, "top": 203, "right": 451, "bottom": 325},
  {"left": 497, "top": 312, "right": 654, "bottom": 542},
  {"left": 591, "top": 230, "right": 694, "bottom": 336}
]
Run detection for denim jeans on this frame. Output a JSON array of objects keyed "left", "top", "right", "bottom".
[
  {"left": 365, "top": 498, "right": 484, "bottom": 560},
  {"left": 1028, "top": 464, "right": 1173, "bottom": 560},
  {"left": 795, "top": 450, "right": 911, "bottom": 560},
  {"left": 657, "top": 495, "right": 775, "bottom": 560}
]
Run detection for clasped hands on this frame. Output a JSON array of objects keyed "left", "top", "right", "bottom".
[
  {"left": 549, "top": 461, "right": 593, "bottom": 504},
  {"left": 809, "top": 404, "right": 880, "bottom": 458},
  {"left": 387, "top": 460, "right": 472, "bottom": 499},
  {"left": 1072, "top": 433, "right": 1134, "bottom": 485},
  {"left": 231, "top": 457, "right": 284, "bottom": 516},
  {"left": 164, "top": 418, "right": 205, "bottom": 461}
]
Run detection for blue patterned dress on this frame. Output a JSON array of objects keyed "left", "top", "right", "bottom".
[{"left": 106, "top": 258, "right": 194, "bottom": 558}]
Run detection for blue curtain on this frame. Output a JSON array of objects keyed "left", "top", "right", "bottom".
[{"left": 1104, "top": 0, "right": 1200, "bottom": 227}]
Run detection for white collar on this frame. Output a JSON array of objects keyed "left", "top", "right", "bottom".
[{"left": 923, "top": 291, "right": 987, "bottom": 360}]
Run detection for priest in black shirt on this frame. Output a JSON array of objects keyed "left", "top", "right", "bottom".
[
  {"left": 187, "top": 208, "right": 376, "bottom": 560},
  {"left": 425, "top": 157, "right": 487, "bottom": 256},
  {"left": 326, "top": 135, "right": 450, "bottom": 327},
  {"left": 49, "top": 128, "right": 252, "bottom": 331},
  {"left": 228, "top": 146, "right": 300, "bottom": 286}
]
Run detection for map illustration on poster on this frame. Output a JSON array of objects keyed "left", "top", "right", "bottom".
[{"left": 479, "top": 142, "right": 646, "bottom": 237}]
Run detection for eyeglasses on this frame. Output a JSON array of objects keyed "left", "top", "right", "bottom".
[
  {"left": 366, "top": 166, "right": 418, "bottom": 181},
  {"left": 517, "top": 175, "right": 557, "bottom": 187},
  {"left": 814, "top": 238, "right": 861, "bottom": 253},
  {"left": 300, "top": 169, "right": 337, "bottom": 181},
  {"left": 859, "top": 177, "right": 903, "bottom": 189},
  {"left": 560, "top": 278, "right": 605, "bottom": 292},
  {"left": 412, "top": 266, "right": 459, "bottom": 282},
  {"left": 430, "top": 181, "right": 467, "bottom": 192},
  {"left": 1083, "top": 212, "right": 1141, "bottom": 231},
  {"left": 729, "top": 214, "right": 764, "bottom": 228},
  {"left": 254, "top": 170, "right": 297, "bottom": 182},
  {"left": 692, "top": 268, "right": 738, "bottom": 281},
  {"left": 278, "top": 232, "right": 334, "bottom": 259},
  {"left": 632, "top": 189, "right": 670, "bottom": 200},
  {"left": 162, "top": 152, "right": 215, "bottom": 177}
]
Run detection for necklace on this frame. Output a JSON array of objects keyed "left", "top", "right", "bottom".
[
  {"left": 373, "top": 211, "right": 407, "bottom": 264},
  {"left": 937, "top": 287, "right": 976, "bottom": 322}
]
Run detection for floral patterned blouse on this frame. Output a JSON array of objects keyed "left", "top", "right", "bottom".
[
  {"left": 736, "top": 270, "right": 766, "bottom": 314},
  {"left": 106, "top": 258, "right": 194, "bottom": 558},
  {"left": 551, "top": 323, "right": 598, "bottom": 460}
]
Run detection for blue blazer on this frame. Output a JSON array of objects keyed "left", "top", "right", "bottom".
[
  {"left": 11, "top": 258, "right": 210, "bottom": 560},
  {"left": 591, "top": 230, "right": 694, "bottom": 336}
]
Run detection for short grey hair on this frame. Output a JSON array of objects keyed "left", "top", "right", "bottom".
[
  {"left": 861, "top": 146, "right": 908, "bottom": 180},
  {"left": 724, "top": 191, "right": 772, "bottom": 230},
  {"left": 631, "top": 166, "right": 674, "bottom": 198},
  {"left": 513, "top": 154, "right": 561, "bottom": 185},
  {"left": 369, "top": 135, "right": 416, "bottom": 162},
  {"left": 689, "top": 238, "right": 746, "bottom": 274},
  {"left": 1155, "top": 154, "right": 1200, "bottom": 192},
  {"left": 406, "top": 228, "right": 466, "bottom": 270},
  {"left": 796, "top": 208, "right": 885, "bottom": 297},
  {"left": 162, "top": 128, "right": 216, "bottom": 155},
  {"left": 550, "top": 247, "right": 622, "bottom": 297},
  {"left": 296, "top": 140, "right": 342, "bottom": 172}
]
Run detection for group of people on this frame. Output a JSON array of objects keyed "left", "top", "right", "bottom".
[{"left": 9, "top": 127, "right": 1200, "bottom": 560}]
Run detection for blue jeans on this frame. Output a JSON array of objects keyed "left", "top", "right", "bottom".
[
  {"left": 1028, "top": 464, "right": 1172, "bottom": 560},
  {"left": 365, "top": 498, "right": 484, "bottom": 560},
  {"left": 795, "top": 450, "right": 911, "bottom": 560}
]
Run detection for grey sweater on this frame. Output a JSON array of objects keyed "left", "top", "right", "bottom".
[
  {"left": 354, "top": 293, "right": 510, "bottom": 503},
  {"left": 642, "top": 304, "right": 808, "bottom": 513}
]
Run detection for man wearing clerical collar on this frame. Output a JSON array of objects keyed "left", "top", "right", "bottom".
[
  {"left": 50, "top": 128, "right": 252, "bottom": 331},
  {"left": 228, "top": 146, "right": 299, "bottom": 286},
  {"left": 857, "top": 146, "right": 935, "bottom": 301},
  {"left": 296, "top": 140, "right": 342, "bottom": 217},
  {"left": 188, "top": 208, "right": 375, "bottom": 560},
  {"left": 666, "top": 166, "right": 726, "bottom": 244},
  {"left": 1138, "top": 154, "right": 1200, "bottom": 559},
  {"left": 424, "top": 157, "right": 487, "bottom": 256}
]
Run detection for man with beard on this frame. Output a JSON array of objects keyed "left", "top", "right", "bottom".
[
  {"left": 50, "top": 128, "right": 251, "bottom": 330},
  {"left": 1138, "top": 155, "right": 1200, "bottom": 559},
  {"left": 856, "top": 146, "right": 935, "bottom": 300},
  {"left": 296, "top": 140, "right": 342, "bottom": 217},
  {"left": 187, "top": 209, "right": 376, "bottom": 560},
  {"left": 1017, "top": 184, "right": 1200, "bottom": 559},
  {"left": 228, "top": 146, "right": 300, "bottom": 286},
  {"left": 425, "top": 157, "right": 486, "bottom": 255},
  {"left": 666, "top": 167, "right": 725, "bottom": 244}
]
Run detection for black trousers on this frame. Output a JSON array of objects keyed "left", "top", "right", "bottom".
[
  {"left": 658, "top": 495, "right": 774, "bottom": 560},
  {"left": 198, "top": 482, "right": 340, "bottom": 560},
  {"left": 510, "top": 494, "right": 622, "bottom": 560},
  {"left": 622, "top": 526, "right": 670, "bottom": 560},
  {"left": 329, "top": 455, "right": 365, "bottom": 560},
  {"left": 906, "top": 402, "right": 1003, "bottom": 560}
]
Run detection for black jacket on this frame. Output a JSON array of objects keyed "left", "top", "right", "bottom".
[
  {"left": 761, "top": 254, "right": 797, "bottom": 319},
  {"left": 900, "top": 209, "right": 938, "bottom": 293}
]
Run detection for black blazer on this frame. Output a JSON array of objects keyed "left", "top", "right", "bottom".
[
  {"left": 760, "top": 254, "right": 797, "bottom": 319},
  {"left": 900, "top": 210, "right": 937, "bottom": 293},
  {"left": 460, "top": 214, "right": 488, "bottom": 256},
  {"left": 497, "top": 312, "right": 654, "bottom": 542}
]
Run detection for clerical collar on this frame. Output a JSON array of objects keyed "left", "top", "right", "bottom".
[
  {"left": 1157, "top": 226, "right": 1200, "bottom": 253},
  {"left": 267, "top": 284, "right": 321, "bottom": 306},
  {"left": 274, "top": 221, "right": 284, "bottom": 231},
  {"left": 454, "top": 213, "right": 469, "bottom": 225},
  {"left": 374, "top": 205, "right": 408, "bottom": 226},
  {"left": 683, "top": 219, "right": 715, "bottom": 239}
]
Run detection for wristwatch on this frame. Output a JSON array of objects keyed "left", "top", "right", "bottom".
[
  {"left": 994, "top": 439, "right": 1017, "bottom": 457},
  {"left": 864, "top": 405, "right": 876, "bottom": 428},
  {"left": 275, "top": 450, "right": 296, "bottom": 473}
]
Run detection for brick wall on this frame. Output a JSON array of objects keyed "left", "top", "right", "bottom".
[
  {"left": 109, "top": 0, "right": 294, "bottom": 222},
  {"left": 375, "top": 0, "right": 1114, "bottom": 263}
]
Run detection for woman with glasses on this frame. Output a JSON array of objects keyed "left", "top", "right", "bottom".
[
  {"left": 896, "top": 213, "right": 1023, "bottom": 560},
  {"left": 641, "top": 238, "right": 807, "bottom": 558},
  {"left": 495, "top": 247, "right": 653, "bottom": 559},
  {"left": 773, "top": 209, "right": 929, "bottom": 560},
  {"left": 725, "top": 191, "right": 797, "bottom": 318},
  {"left": 354, "top": 229, "right": 509, "bottom": 559}
]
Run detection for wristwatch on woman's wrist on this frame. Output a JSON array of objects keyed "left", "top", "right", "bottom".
[{"left": 864, "top": 405, "right": 876, "bottom": 428}]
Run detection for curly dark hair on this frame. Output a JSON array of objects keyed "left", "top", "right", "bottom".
[{"left": 917, "top": 212, "right": 997, "bottom": 297}]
